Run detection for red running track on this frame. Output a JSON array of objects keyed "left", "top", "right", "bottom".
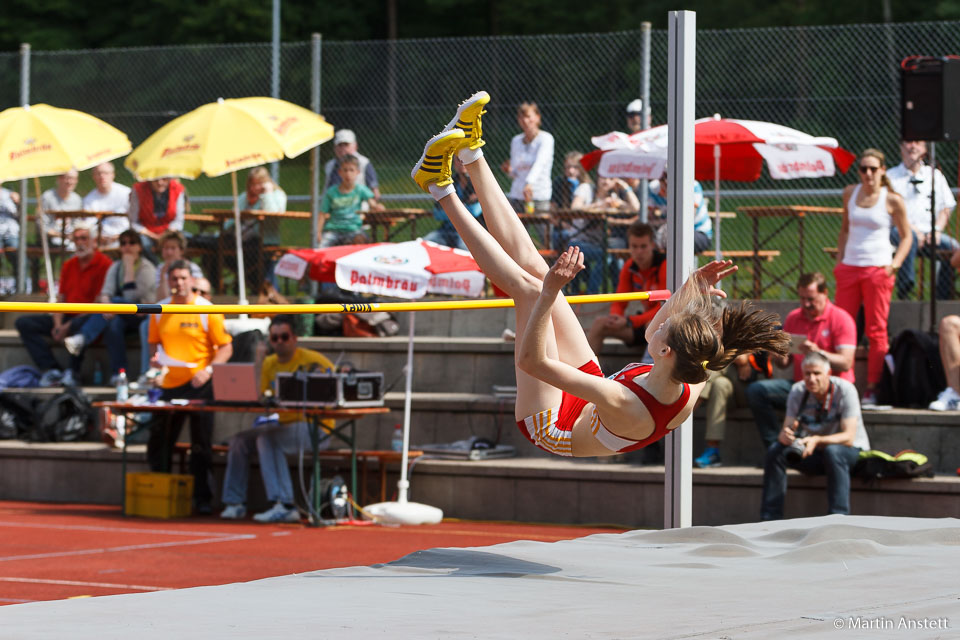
[{"left": 0, "top": 501, "right": 625, "bottom": 605}]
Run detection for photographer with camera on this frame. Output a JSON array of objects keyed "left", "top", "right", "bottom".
[{"left": 760, "top": 351, "right": 870, "bottom": 521}]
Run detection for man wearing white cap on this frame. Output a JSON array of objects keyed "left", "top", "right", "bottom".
[
  {"left": 626, "top": 99, "right": 644, "bottom": 134},
  {"left": 323, "top": 129, "right": 381, "bottom": 202}
]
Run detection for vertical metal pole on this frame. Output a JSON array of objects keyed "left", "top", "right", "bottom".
[
  {"left": 269, "top": 0, "right": 281, "bottom": 184},
  {"left": 929, "top": 141, "right": 937, "bottom": 333},
  {"left": 17, "top": 43, "right": 30, "bottom": 294},
  {"left": 664, "top": 10, "right": 696, "bottom": 530},
  {"left": 310, "top": 33, "right": 321, "bottom": 298},
  {"left": 639, "top": 22, "right": 652, "bottom": 224}
]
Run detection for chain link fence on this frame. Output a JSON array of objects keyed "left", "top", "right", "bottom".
[{"left": 2, "top": 21, "right": 959, "bottom": 300}]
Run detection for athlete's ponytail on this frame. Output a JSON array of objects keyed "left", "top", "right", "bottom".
[{"left": 665, "top": 273, "right": 789, "bottom": 384}]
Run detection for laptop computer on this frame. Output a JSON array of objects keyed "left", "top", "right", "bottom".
[{"left": 212, "top": 363, "right": 260, "bottom": 404}]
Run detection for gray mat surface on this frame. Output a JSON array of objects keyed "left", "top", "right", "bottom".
[{"left": 2, "top": 515, "right": 958, "bottom": 639}]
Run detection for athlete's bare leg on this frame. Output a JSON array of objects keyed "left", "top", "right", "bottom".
[{"left": 462, "top": 155, "right": 598, "bottom": 366}]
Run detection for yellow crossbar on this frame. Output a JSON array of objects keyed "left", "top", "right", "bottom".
[{"left": 0, "top": 290, "right": 671, "bottom": 315}]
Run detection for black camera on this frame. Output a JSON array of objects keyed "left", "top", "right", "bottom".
[{"left": 784, "top": 416, "right": 815, "bottom": 464}]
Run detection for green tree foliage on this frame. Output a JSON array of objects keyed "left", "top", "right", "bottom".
[{"left": 3, "top": 0, "right": 960, "bottom": 51}]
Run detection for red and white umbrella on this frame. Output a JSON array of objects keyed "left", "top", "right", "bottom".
[
  {"left": 275, "top": 238, "right": 486, "bottom": 299},
  {"left": 582, "top": 115, "right": 857, "bottom": 258},
  {"left": 276, "top": 238, "right": 486, "bottom": 524}
]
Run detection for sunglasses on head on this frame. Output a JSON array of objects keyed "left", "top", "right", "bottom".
[
  {"left": 858, "top": 165, "right": 881, "bottom": 174},
  {"left": 269, "top": 332, "right": 291, "bottom": 343}
]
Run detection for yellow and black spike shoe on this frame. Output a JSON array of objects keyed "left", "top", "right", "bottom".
[
  {"left": 411, "top": 129, "right": 466, "bottom": 192},
  {"left": 443, "top": 91, "right": 490, "bottom": 150}
]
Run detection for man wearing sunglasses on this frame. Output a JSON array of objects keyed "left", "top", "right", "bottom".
[
  {"left": 146, "top": 260, "right": 233, "bottom": 515},
  {"left": 220, "top": 314, "right": 336, "bottom": 523},
  {"left": 760, "top": 351, "right": 869, "bottom": 521},
  {"left": 887, "top": 140, "right": 959, "bottom": 300}
]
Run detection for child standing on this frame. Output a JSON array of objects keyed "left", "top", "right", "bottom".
[{"left": 318, "top": 155, "right": 384, "bottom": 247}]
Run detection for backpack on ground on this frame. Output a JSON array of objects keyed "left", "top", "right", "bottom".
[
  {"left": 877, "top": 329, "right": 945, "bottom": 407},
  {"left": 854, "top": 449, "right": 934, "bottom": 483},
  {"left": 31, "top": 387, "right": 97, "bottom": 443},
  {"left": 0, "top": 392, "right": 41, "bottom": 440}
]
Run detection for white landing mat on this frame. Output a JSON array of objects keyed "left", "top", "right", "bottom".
[{"left": 1, "top": 515, "right": 958, "bottom": 639}]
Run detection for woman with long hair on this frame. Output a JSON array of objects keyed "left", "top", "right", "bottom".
[
  {"left": 835, "top": 148, "right": 911, "bottom": 405},
  {"left": 413, "top": 92, "right": 789, "bottom": 457}
]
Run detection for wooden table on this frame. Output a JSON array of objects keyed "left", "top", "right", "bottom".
[
  {"left": 737, "top": 205, "right": 843, "bottom": 297},
  {"left": 95, "top": 400, "right": 388, "bottom": 526},
  {"left": 199, "top": 209, "right": 313, "bottom": 293},
  {"left": 363, "top": 208, "right": 430, "bottom": 242}
]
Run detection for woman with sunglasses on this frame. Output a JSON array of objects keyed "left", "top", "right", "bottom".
[
  {"left": 834, "top": 149, "right": 911, "bottom": 406},
  {"left": 64, "top": 229, "right": 157, "bottom": 383}
]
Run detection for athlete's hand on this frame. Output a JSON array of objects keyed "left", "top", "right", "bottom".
[
  {"left": 695, "top": 260, "right": 737, "bottom": 298},
  {"left": 543, "top": 246, "right": 585, "bottom": 293}
]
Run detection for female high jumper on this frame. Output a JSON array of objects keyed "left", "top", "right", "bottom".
[{"left": 412, "top": 92, "right": 790, "bottom": 457}]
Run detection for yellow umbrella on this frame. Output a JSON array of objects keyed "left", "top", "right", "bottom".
[
  {"left": 0, "top": 104, "right": 132, "bottom": 301},
  {"left": 124, "top": 97, "right": 335, "bottom": 303}
]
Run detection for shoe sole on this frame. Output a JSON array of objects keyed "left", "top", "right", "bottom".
[
  {"left": 411, "top": 130, "right": 465, "bottom": 191},
  {"left": 443, "top": 91, "right": 490, "bottom": 147}
]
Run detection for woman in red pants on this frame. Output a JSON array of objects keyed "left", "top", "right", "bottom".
[{"left": 834, "top": 148, "right": 911, "bottom": 405}]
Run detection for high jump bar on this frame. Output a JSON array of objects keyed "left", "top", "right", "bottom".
[{"left": 0, "top": 290, "right": 672, "bottom": 315}]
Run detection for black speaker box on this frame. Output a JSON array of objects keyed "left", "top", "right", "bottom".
[{"left": 901, "top": 57, "right": 960, "bottom": 142}]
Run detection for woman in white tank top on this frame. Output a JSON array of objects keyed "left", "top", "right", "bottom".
[{"left": 834, "top": 148, "right": 911, "bottom": 405}]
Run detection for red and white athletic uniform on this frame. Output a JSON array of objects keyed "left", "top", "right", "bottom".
[{"left": 516, "top": 362, "right": 691, "bottom": 456}]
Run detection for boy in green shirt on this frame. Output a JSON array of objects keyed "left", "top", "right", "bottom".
[{"left": 318, "top": 155, "right": 384, "bottom": 247}]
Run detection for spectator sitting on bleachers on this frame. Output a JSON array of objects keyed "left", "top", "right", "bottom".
[
  {"left": 887, "top": 139, "right": 958, "bottom": 300},
  {"left": 220, "top": 314, "right": 336, "bottom": 524},
  {"left": 586, "top": 221, "right": 665, "bottom": 356},
  {"left": 233, "top": 167, "right": 288, "bottom": 287},
  {"left": 0, "top": 182, "right": 21, "bottom": 262},
  {"left": 425, "top": 156, "right": 482, "bottom": 251},
  {"left": 134, "top": 230, "right": 203, "bottom": 388},
  {"left": 82, "top": 162, "right": 131, "bottom": 249},
  {"left": 318, "top": 154, "right": 384, "bottom": 248},
  {"left": 128, "top": 177, "right": 186, "bottom": 263},
  {"left": 146, "top": 260, "right": 233, "bottom": 515},
  {"left": 14, "top": 224, "right": 112, "bottom": 387},
  {"left": 761, "top": 351, "right": 870, "bottom": 520},
  {"left": 550, "top": 152, "right": 602, "bottom": 293},
  {"left": 648, "top": 172, "right": 712, "bottom": 254},
  {"left": 324, "top": 129, "right": 381, "bottom": 202},
  {"left": 694, "top": 352, "right": 772, "bottom": 468},
  {"left": 625, "top": 99, "right": 644, "bottom": 134},
  {"left": 41, "top": 170, "right": 82, "bottom": 247},
  {"left": 930, "top": 250, "right": 960, "bottom": 410},
  {"left": 63, "top": 230, "right": 156, "bottom": 383},
  {"left": 746, "top": 272, "right": 857, "bottom": 452}
]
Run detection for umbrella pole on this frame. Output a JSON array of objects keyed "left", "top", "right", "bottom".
[
  {"left": 231, "top": 171, "right": 248, "bottom": 306},
  {"left": 33, "top": 178, "right": 56, "bottom": 304},
  {"left": 397, "top": 311, "right": 415, "bottom": 504},
  {"left": 713, "top": 144, "right": 722, "bottom": 263}
]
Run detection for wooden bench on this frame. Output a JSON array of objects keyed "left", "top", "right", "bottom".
[{"left": 173, "top": 442, "right": 423, "bottom": 505}]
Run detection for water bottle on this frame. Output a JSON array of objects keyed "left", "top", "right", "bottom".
[
  {"left": 391, "top": 423, "right": 404, "bottom": 452},
  {"left": 115, "top": 368, "right": 129, "bottom": 403},
  {"left": 93, "top": 361, "right": 103, "bottom": 386}
]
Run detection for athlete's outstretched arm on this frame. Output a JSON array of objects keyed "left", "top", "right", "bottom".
[
  {"left": 517, "top": 247, "right": 628, "bottom": 407},
  {"left": 644, "top": 260, "right": 737, "bottom": 344}
]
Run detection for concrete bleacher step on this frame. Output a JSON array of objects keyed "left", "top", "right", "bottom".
[{"left": 0, "top": 440, "right": 956, "bottom": 527}]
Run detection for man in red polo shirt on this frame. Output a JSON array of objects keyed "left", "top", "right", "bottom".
[
  {"left": 746, "top": 271, "right": 857, "bottom": 451},
  {"left": 15, "top": 225, "right": 112, "bottom": 387}
]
